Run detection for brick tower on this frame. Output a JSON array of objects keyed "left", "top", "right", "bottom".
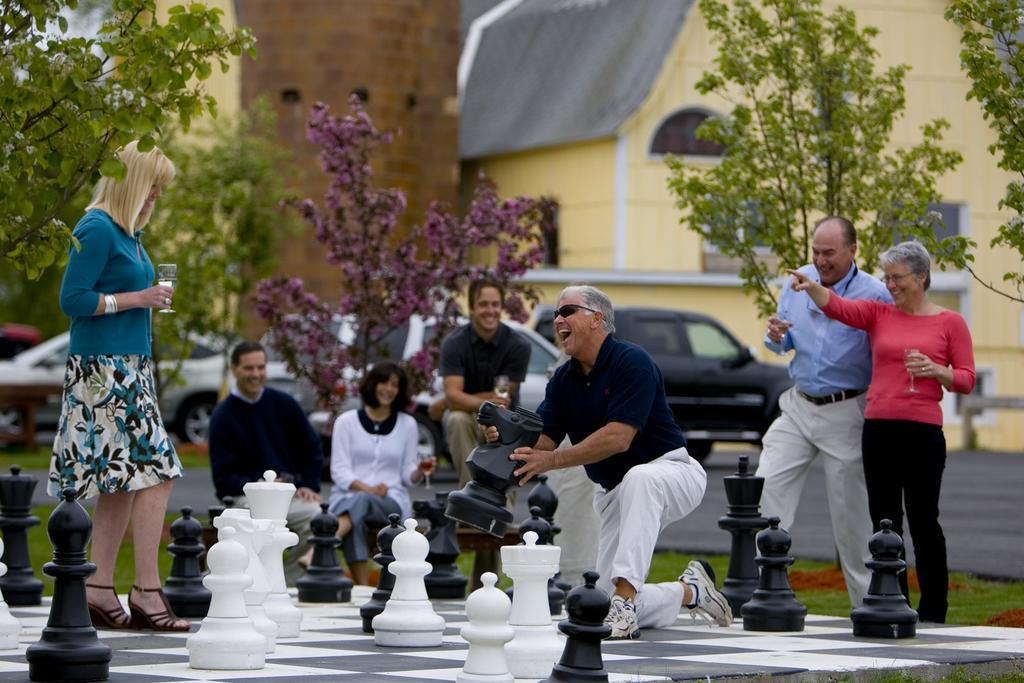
[{"left": 237, "top": 0, "right": 461, "bottom": 300}]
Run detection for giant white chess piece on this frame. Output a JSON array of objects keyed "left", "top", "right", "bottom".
[
  {"left": 187, "top": 527, "right": 266, "bottom": 670},
  {"left": 501, "top": 530, "right": 563, "bottom": 678},
  {"left": 372, "top": 518, "right": 446, "bottom": 646},
  {"left": 244, "top": 470, "right": 302, "bottom": 637},
  {"left": 457, "top": 572, "right": 514, "bottom": 683},
  {"left": 214, "top": 508, "right": 278, "bottom": 652},
  {"left": 0, "top": 539, "right": 21, "bottom": 649}
]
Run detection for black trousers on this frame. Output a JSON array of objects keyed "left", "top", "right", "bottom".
[{"left": 861, "top": 418, "right": 948, "bottom": 623}]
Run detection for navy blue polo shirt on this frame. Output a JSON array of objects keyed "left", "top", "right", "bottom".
[{"left": 538, "top": 335, "right": 686, "bottom": 490}]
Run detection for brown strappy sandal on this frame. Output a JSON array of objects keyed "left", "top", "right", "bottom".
[
  {"left": 127, "top": 585, "right": 190, "bottom": 632},
  {"left": 85, "top": 583, "right": 131, "bottom": 630}
]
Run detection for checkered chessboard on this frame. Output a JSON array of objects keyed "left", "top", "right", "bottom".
[{"left": 1, "top": 586, "right": 1022, "bottom": 682}]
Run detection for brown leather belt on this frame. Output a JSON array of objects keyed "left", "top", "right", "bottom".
[{"left": 797, "top": 388, "right": 865, "bottom": 405}]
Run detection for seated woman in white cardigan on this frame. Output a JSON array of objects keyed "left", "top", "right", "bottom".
[{"left": 328, "top": 361, "right": 434, "bottom": 584}]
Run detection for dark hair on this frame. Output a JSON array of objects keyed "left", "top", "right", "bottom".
[
  {"left": 814, "top": 216, "right": 857, "bottom": 246},
  {"left": 231, "top": 341, "right": 266, "bottom": 366},
  {"left": 468, "top": 279, "right": 505, "bottom": 308},
  {"left": 359, "top": 361, "right": 410, "bottom": 410}
]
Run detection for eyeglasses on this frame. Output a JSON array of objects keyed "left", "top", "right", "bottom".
[
  {"left": 554, "top": 304, "right": 600, "bottom": 319},
  {"left": 881, "top": 272, "right": 915, "bottom": 284}
]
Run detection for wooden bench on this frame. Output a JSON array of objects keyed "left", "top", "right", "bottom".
[{"left": 0, "top": 384, "right": 62, "bottom": 450}]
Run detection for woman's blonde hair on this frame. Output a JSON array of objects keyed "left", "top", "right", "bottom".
[{"left": 86, "top": 141, "right": 176, "bottom": 235}]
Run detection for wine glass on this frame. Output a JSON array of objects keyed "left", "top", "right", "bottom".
[
  {"left": 494, "top": 375, "right": 511, "bottom": 402},
  {"left": 156, "top": 263, "right": 177, "bottom": 314},
  {"left": 904, "top": 348, "right": 920, "bottom": 393},
  {"left": 418, "top": 450, "right": 435, "bottom": 489}
]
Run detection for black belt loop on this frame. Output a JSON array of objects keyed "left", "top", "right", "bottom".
[{"left": 797, "top": 388, "right": 865, "bottom": 405}]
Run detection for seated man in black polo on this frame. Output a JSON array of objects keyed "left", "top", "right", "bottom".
[
  {"left": 509, "top": 285, "right": 731, "bottom": 639},
  {"left": 208, "top": 341, "right": 323, "bottom": 585},
  {"left": 440, "top": 279, "right": 530, "bottom": 488}
]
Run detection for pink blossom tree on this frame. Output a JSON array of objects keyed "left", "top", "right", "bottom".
[{"left": 255, "top": 97, "right": 556, "bottom": 413}]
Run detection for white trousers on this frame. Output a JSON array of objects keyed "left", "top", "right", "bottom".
[
  {"left": 594, "top": 447, "right": 707, "bottom": 629},
  {"left": 546, "top": 464, "right": 600, "bottom": 586},
  {"left": 756, "top": 387, "right": 873, "bottom": 606}
]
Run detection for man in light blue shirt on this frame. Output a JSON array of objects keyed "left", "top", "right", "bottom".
[{"left": 757, "top": 216, "right": 892, "bottom": 608}]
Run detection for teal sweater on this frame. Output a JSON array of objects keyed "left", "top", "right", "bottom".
[{"left": 59, "top": 209, "right": 154, "bottom": 357}]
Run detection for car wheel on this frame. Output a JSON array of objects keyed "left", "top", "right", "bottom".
[
  {"left": 686, "top": 439, "right": 713, "bottom": 463},
  {"left": 411, "top": 410, "right": 444, "bottom": 463},
  {"left": 175, "top": 395, "right": 217, "bottom": 444}
]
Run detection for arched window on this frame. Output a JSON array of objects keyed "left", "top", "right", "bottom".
[{"left": 649, "top": 109, "right": 724, "bottom": 157}]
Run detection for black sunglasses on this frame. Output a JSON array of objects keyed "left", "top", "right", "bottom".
[{"left": 554, "top": 304, "right": 600, "bottom": 319}]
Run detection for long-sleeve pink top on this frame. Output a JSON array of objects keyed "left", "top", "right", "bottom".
[{"left": 821, "top": 295, "right": 976, "bottom": 425}]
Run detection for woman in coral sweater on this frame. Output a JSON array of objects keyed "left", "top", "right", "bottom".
[{"left": 788, "top": 241, "right": 975, "bottom": 623}]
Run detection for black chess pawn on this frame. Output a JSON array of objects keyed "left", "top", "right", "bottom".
[
  {"left": 0, "top": 465, "right": 45, "bottom": 605},
  {"left": 26, "top": 489, "right": 111, "bottom": 682},
  {"left": 741, "top": 516, "right": 806, "bottom": 632},
  {"left": 295, "top": 502, "right": 352, "bottom": 603},
  {"left": 542, "top": 570, "right": 611, "bottom": 683},
  {"left": 528, "top": 475, "right": 572, "bottom": 593},
  {"left": 163, "top": 507, "right": 212, "bottom": 618},
  {"left": 718, "top": 455, "right": 770, "bottom": 616},
  {"left": 360, "top": 513, "right": 404, "bottom": 633},
  {"left": 414, "top": 492, "right": 468, "bottom": 599},
  {"left": 507, "top": 507, "right": 564, "bottom": 616},
  {"left": 851, "top": 519, "right": 918, "bottom": 638}
]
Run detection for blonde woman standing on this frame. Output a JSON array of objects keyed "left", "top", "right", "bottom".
[{"left": 51, "top": 141, "right": 188, "bottom": 631}]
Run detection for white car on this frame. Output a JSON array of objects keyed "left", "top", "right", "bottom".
[
  {"left": 295, "top": 316, "right": 561, "bottom": 463},
  {"left": 0, "top": 332, "right": 302, "bottom": 444}
]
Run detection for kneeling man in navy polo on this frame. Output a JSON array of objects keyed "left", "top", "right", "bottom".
[{"left": 509, "top": 285, "right": 732, "bottom": 639}]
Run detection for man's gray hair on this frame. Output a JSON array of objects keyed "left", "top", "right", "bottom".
[
  {"left": 880, "top": 241, "right": 932, "bottom": 291},
  {"left": 560, "top": 284, "right": 615, "bottom": 333}
]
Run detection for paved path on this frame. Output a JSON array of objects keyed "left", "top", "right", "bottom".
[{"left": 21, "top": 448, "right": 1024, "bottom": 580}]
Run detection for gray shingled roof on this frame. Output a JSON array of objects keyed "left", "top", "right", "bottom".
[{"left": 460, "top": 0, "right": 692, "bottom": 159}]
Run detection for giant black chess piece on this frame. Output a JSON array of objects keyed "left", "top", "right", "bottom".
[
  {"left": 741, "top": 516, "right": 806, "bottom": 632},
  {"left": 851, "top": 519, "right": 918, "bottom": 638},
  {"left": 718, "top": 455, "right": 769, "bottom": 616},
  {"left": 296, "top": 503, "right": 352, "bottom": 603},
  {"left": 542, "top": 570, "right": 611, "bottom": 682},
  {"left": 413, "top": 493, "right": 468, "bottom": 599},
  {"left": 528, "top": 474, "right": 572, "bottom": 594},
  {"left": 0, "top": 465, "right": 45, "bottom": 605},
  {"left": 445, "top": 401, "right": 543, "bottom": 537},
  {"left": 164, "top": 506, "right": 212, "bottom": 618},
  {"left": 360, "top": 513, "right": 403, "bottom": 633},
  {"left": 26, "top": 489, "right": 111, "bottom": 682}
]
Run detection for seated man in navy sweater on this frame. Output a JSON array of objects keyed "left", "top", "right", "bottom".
[{"left": 208, "top": 340, "right": 323, "bottom": 585}]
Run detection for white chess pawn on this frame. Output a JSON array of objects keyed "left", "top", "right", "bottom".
[
  {"left": 0, "top": 539, "right": 21, "bottom": 649},
  {"left": 501, "top": 530, "right": 563, "bottom": 678},
  {"left": 244, "top": 470, "right": 302, "bottom": 637},
  {"left": 457, "top": 572, "right": 514, "bottom": 683},
  {"left": 372, "top": 518, "right": 446, "bottom": 647},
  {"left": 187, "top": 527, "right": 266, "bottom": 670},
  {"left": 214, "top": 508, "right": 278, "bottom": 652}
]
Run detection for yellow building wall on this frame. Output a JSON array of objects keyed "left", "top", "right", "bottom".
[
  {"left": 479, "top": 0, "right": 1023, "bottom": 451},
  {"left": 463, "top": 139, "right": 619, "bottom": 269}
]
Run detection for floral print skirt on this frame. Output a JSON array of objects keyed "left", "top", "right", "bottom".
[{"left": 49, "top": 355, "right": 182, "bottom": 499}]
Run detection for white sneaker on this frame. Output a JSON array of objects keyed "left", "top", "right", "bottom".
[
  {"left": 604, "top": 595, "right": 640, "bottom": 639},
  {"left": 679, "top": 560, "right": 732, "bottom": 627}
]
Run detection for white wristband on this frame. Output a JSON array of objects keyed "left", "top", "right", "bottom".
[{"left": 104, "top": 294, "right": 118, "bottom": 315}]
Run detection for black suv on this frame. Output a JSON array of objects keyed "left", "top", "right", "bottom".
[{"left": 531, "top": 306, "right": 792, "bottom": 462}]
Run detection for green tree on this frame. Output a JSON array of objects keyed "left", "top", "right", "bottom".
[
  {"left": 145, "top": 102, "right": 299, "bottom": 400},
  {"left": 946, "top": 0, "right": 1024, "bottom": 304},
  {"left": 668, "top": 0, "right": 963, "bottom": 315},
  {"left": 1, "top": 0, "right": 255, "bottom": 277}
]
